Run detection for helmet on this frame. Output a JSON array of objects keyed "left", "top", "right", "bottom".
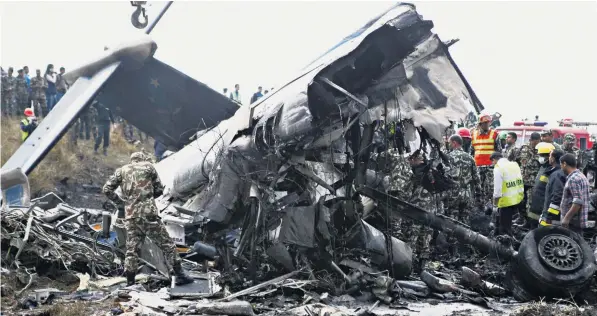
[
  {"left": 457, "top": 127, "right": 471, "bottom": 139},
  {"left": 536, "top": 142, "right": 555, "bottom": 155},
  {"left": 24, "top": 108, "right": 34, "bottom": 117},
  {"left": 478, "top": 114, "right": 492, "bottom": 124},
  {"left": 541, "top": 129, "right": 553, "bottom": 136},
  {"left": 564, "top": 133, "right": 576, "bottom": 143},
  {"left": 130, "top": 152, "right": 147, "bottom": 163},
  {"left": 499, "top": 131, "right": 508, "bottom": 140}
]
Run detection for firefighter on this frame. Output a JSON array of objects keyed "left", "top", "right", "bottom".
[
  {"left": 457, "top": 127, "right": 472, "bottom": 154},
  {"left": 527, "top": 142, "right": 556, "bottom": 228},
  {"left": 471, "top": 114, "right": 501, "bottom": 208}
]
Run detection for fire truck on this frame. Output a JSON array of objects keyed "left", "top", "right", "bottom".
[{"left": 495, "top": 119, "right": 594, "bottom": 150}]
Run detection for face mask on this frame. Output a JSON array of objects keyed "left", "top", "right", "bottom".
[{"left": 538, "top": 157, "right": 546, "bottom": 164}]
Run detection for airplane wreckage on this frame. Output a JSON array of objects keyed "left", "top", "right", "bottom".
[{"left": 1, "top": 2, "right": 596, "bottom": 313}]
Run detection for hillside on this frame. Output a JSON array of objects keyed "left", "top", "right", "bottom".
[{"left": 1, "top": 117, "right": 153, "bottom": 208}]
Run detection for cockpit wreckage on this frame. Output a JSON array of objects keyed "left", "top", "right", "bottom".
[{"left": 2, "top": 3, "right": 595, "bottom": 313}]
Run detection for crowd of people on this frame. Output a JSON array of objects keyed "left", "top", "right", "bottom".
[
  {"left": 380, "top": 114, "right": 594, "bottom": 271},
  {"left": 450, "top": 114, "right": 592, "bottom": 236},
  {"left": 1, "top": 64, "right": 67, "bottom": 118},
  {"left": 2, "top": 64, "right": 149, "bottom": 157},
  {"left": 222, "top": 84, "right": 274, "bottom": 106}
]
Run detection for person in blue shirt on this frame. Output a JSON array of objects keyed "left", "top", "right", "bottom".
[
  {"left": 23, "top": 66, "right": 31, "bottom": 105},
  {"left": 250, "top": 86, "right": 263, "bottom": 104}
]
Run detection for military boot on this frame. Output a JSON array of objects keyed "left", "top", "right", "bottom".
[
  {"left": 126, "top": 271, "right": 136, "bottom": 286},
  {"left": 172, "top": 264, "right": 194, "bottom": 286}
]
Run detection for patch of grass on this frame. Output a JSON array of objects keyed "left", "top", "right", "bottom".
[
  {"left": 46, "top": 301, "right": 91, "bottom": 316},
  {"left": 1, "top": 117, "right": 153, "bottom": 195}
]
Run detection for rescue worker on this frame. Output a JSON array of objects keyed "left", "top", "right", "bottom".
[
  {"left": 20, "top": 108, "right": 38, "bottom": 142},
  {"left": 503, "top": 132, "right": 519, "bottom": 162},
  {"left": 30, "top": 69, "right": 48, "bottom": 117},
  {"left": 540, "top": 130, "right": 562, "bottom": 151},
  {"left": 514, "top": 132, "right": 541, "bottom": 227},
  {"left": 498, "top": 131, "right": 508, "bottom": 151},
  {"left": 2, "top": 67, "right": 17, "bottom": 116},
  {"left": 527, "top": 142, "right": 556, "bottom": 228},
  {"left": 15, "top": 69, "right": 29, "bottom": 113},
  {"left": 471, "top": 114, "right": 501, "bottom": 208},
  {"left": 563, "top": 133, "right": 580, "bottom": 159},
  {"left": 387, "top": 150, "right": 437, "bottom": 272},
  {"left": 92, "top": 99, "right": 114, "bottom": 155},
  {"left": 446, "top": 134, "right": 482, "bottom": 224},
  {"left": 490, "top": 151, "right": 524, "bottom": 236},
  {"left": 103, "top": 152, "right": 194, "bottom": 286},
  {"left": 539, "top": 149, "right": 566, "bottom": 227},
  {"left": 457, "top": 127, "right": 472, "bottom": 154}
]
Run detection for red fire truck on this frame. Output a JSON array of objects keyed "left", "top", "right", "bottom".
[{"left": 496, "top": 120, "right": 594, "bottom": 150}]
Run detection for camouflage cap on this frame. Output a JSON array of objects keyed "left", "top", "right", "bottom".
[
  {"left": 540, "top": 129, "right": 553, "bottom": 136},
  {"left": 130, "top": 152, "right": 147, "bottom": 163},
  {"left": 564, "top": 133, "right": 576, "bottom": 142}
]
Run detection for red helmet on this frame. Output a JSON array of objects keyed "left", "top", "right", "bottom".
[
  {"left": 478, "top": 114, "right": 492, "bottom": 124},
  {"left": 457, "top": 127, "right": 471, "bottom": 139},
  {"left": 24, "top": 108, "right": 34, "bottom": 117}
]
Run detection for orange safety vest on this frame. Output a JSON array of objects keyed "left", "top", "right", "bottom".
[{"left": 471, "top": 129, "right": 497, "bottom": 166}]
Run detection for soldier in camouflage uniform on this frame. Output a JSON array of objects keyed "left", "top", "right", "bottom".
[
  {"left": 514, "top": 132, "right": 541, "bottom": 226},
  {"left": 446, "top": 135, "right": 482, "bottom": 224},
  {"left": 541, "top": 130, "right": 562, "bottom": 151},
  {"left": 563, "top": 133, "right": 580, "bottom": 159},
  {"left": 386, "top": 150, "right": 438, "bottom": 272},
  {"left": 2, "top": 67, "right": 17, "bottom": 116},
  {"left": 103, "top": 152, "right": 193, "bottom": 286},
  {"left": 30, "top": 69, "right": 48, "bottom": 117},
  {"left": 15, "top": 69, "right": 29, "bottom": 113}
]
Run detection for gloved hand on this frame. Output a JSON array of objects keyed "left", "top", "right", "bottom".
[{"left": 27, "top": 116, "right": 37, "bottom": 124}]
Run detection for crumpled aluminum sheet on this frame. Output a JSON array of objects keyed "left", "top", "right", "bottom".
[
  {"left": 362, "top": 34, "right": 475, "bottom": 141},
  {"left": 155, "top": 106, "right": 251, "bottom": 198}
]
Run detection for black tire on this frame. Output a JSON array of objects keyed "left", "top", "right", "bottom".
[
  {"left": 516, "top": 226, "right": 596, "bottom": 298},
  {"left": 506, "top": 260, "right": 536, "bottom": 302}
]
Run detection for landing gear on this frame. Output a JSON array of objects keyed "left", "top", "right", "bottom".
[{"left": 514, "top": 226, "right": 595, "bottom": 298}]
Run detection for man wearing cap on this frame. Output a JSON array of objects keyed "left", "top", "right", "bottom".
[
  {"left": 103, "top": 152, "right": 194, "bottom": 286},
  {"left": 541, "top": 129, "right": 562, "bottom": 151},
  {"left": 562, "top": 133, "right": 580, "bottom": 157},
  {"left": 471, "top": 114, "right": 501, "bottom": 208},
  {"left": 15, "top": 69, "right": 29, "bottom": 113},
  {"left": 20, "top": 108, "right": 38, "bottom": 142},
  {"left": 514, "top": 132, "right": 542, "bottom": 227}
]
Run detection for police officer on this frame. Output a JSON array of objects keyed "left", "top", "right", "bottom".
[
  {"left": 527, "top": 142, "right": 555, "bottom": 228},
  {"left": 490, "top": 152, "right": 524, "bottom": 236},
  {"left": 103, "top": 152, "right": 194, "bottom": 286}
]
